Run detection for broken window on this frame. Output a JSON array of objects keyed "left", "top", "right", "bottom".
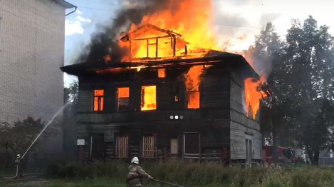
[
  {"left": 172, "top": 84, "right": 180, "bottom": 102},
  {"left": 93, "top": 89, "right": 104, "bottom": 111},
  {"left": 183, "top": 132, "right": 200, "bottom": 155},
  {"left": 142, "top": 133, "right": 156, "bottom": 158},
  {"left": 187, "top": 91, "right": 200, "bottom": 108},
  {"left": 117, "top": 87, "right": 130, "bottom": 111},
  {"left": 185, "top": 65, "right": 203, "bottom": 109},
  {"left": 115, "top": 135, "right": 129, "bottom": 158},
  {"left": 141, "top": 85, "right": 156, "bottom": 111}
]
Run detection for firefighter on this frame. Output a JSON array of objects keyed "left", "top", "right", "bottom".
[
  {"left": 126, "top": 157, "right": 153, "bottom": 187},
  {"left": 14, "top": 154, "right": 23, "bottom": 178}
]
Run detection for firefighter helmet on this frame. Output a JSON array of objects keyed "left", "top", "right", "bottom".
[{"left": 131, "top": 157, "right": 139, "bottom": 164}]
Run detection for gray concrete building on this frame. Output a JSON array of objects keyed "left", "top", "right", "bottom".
[{"left": 0, "top": 0, "right": 76, "bottom": 158}]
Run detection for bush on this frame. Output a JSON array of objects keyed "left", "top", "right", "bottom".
[{"left": 45, "top": 160, "right": 334, "bottom": 187}]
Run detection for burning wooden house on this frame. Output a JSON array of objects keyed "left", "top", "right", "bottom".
[{"left": 61, "top": 24, "right": 266, "bottom": 164}]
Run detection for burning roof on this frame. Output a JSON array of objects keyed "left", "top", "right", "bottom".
[
  {"left": 62, "top": 23, "right": 271, "bottom": 120},
  {"left": 61, "top": 51, "right": 258, "bottom": 79}
]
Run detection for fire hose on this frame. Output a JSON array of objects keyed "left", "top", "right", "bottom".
[{"left": 151, "top": 178, "right": 185, "bottom": 187}]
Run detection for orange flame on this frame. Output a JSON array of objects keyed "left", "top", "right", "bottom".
[
  {"left": 104, "top": 55, "right": 112, "bottom": 63},
  {"left": 111, "top": 0, "right": 265, "bottom": 116},
  {"left": 158, "top": 69, "right": 166, "bottom": 78},
  {"left": 120, "top": 0, "right": 220, "bottom": 60},
  {"left": 185, "top": 65, "right": 204, "bottom": 109},
  {"left": 141, "top": 85, "right": 157, "bottom": 111},
  {"left": 244, "top": 77, "right": 266, "bottom": 119}
]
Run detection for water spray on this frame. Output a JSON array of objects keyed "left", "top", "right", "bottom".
[{"left": 21, "top": 94, "right": 77, "bottom": 160}]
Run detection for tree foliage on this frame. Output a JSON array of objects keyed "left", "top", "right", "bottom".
[
  {"left": 250, "top": 16, "right": 334, "bottom": 164},
  {"left": 0, "top": 116, "right": 57, "bottom": 156}
]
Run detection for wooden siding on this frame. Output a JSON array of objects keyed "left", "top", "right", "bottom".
[
  {"left": 74, "top": 64, "right": 263, "bottom": 162},
  {"left": 201, "top": 74, "right": 230, "bottom": 109},
  {"left": 77, "top": 123, "right": 119, "bottom": 142},
  {"left": 77, "top": 109, "right": 230, "bottom": 124},
  {"left": 77, "top": 90, "right": 92, "bottom": 112},
  {"left": 230, "top": 118, "right": 262, "bottom": 160}
]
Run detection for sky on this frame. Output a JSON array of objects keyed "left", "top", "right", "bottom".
[{"left": 63, "top": 0, "right": 334, "bottom": 88}]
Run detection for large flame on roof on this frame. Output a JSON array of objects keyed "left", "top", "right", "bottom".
[
  {"left": 114, "top": 0, "right": 267, "bottom": 119},
  {"left": 120, "top": 0, "right": 220, "bottom": 60}
]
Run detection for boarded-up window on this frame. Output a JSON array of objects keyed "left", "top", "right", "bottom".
[
  {"left": 141, "top": 86, "right": 156, "bottom": 111},
  {"left": 184, "top": 133, "right": 200, "bottom": 154},
  {"left": 115, "top": 135, "right": 128, "bottom": 158},
  {"left": 142, "top": 134, "right": 156, "bottom": 158},
  {"left": 93, "top": 90, "right": 104, "bottom": 111},
  {"left": 170, "top": 139, "right": 178, "bottom": 154},
  {"left": 117, "top": 87, "right": 130, "bottom": 111}
]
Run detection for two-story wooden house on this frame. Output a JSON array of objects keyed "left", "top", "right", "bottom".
[{"left": 61, "top": 24, "right": 264, "bottom": 164}]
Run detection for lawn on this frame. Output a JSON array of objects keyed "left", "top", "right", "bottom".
[{"left": 2, "top": 161, "right": 334, "bottom": 187}]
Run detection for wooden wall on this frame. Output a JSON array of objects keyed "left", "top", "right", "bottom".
[
  {"left": 75, "top": 64, "right": 262, "bottom": 162},
  {"left": 229, "top": 71, "right": 262, "bottom": 161}
]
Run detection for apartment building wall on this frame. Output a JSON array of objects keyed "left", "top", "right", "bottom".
[{"left": 0, "top": 0, "right": 72, "bottom": 154}]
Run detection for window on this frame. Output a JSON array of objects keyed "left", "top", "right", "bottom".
[
  {"left": 185, "top": 65, "right": 202, "bottom": 109},
  {"left": 90, "top": 134, "right": 105, "bottom": 160},
  {"left": 117, "top": 87, "right": 130, "bottom": 111},
  {"left": 183, "top": 132, "right": 200, "bottom": 155},
  {"left": 170, "top": 139, "right": 178, "bottom": 154},
  {"left": 158, "top": 69, "right": 166, "bottom": 78},
  {"left": 141, "top": 85, "right": 156, "bottom": 111},
  {"left": 142, "top": 133, "right": 156, "bottom": 158},
  {"left": 187, "top": 90, "right": 200, "bottom": 108},
  {"left": 93, "top": 90, "right": 104, "bottom": 111},
  {"left": 172, "top": 83, "right": 180, "bottom": 102},
  {"left": 115, "top": 135, "right": 129, "bottom": 158}
]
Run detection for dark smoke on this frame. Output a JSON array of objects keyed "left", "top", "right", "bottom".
[{"left": 75, "top": 0, "right": 179, "bottom": 65}]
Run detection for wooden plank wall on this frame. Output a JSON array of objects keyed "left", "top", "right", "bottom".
[
  {"left": 229, "top": 71, "right": 262, "bottom": 160},
  {"left": 201, "top": 69, "right": 230, "bottom": 109}
]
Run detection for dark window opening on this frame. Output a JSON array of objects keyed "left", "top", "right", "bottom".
[
  {"left": 90, "top": 134, "right": 105, "bottom": 160},
  {"left": 184, "top": 133, "right": 200, "bottom": 154}
]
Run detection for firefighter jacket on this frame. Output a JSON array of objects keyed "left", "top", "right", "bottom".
[
  {"left": 14, "top": 157, "right": 21, "bottom": 165},
  {"left": 126, "top": 164, "right": 151, "bottom": 187}
]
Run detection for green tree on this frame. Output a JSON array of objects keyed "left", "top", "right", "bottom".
[
  {"left": 0, "top": 116, "right": 57, "bottom": 168},
  {"left": 284, "top": 16, "right": 334, "bottom": 164},
  {"left": 247, "top": 23, "right": 291, "bottom": 161}
]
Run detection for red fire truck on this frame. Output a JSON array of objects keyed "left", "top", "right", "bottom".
[{"left": 262, "top": 145, "right": 297, "bottom": 164}]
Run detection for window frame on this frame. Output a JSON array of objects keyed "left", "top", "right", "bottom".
[
  {"left": 183, "top": 132, "right": 200, "bottom": 156},
  {"left": 141, "top": 132, "right": 156, "bottom": 159},
  {"left": 93, "top": 89, "right": 105, "bottom": 112},
  {"left": 116, "top": 87, "right": 130, "bottom": 111},
  {"left": 114, "top": 134, "right": 129, "bottom": 159},
  {"left": 140, "top": 85, "right": 157, "bottom": 111},
  {"left": 186, "top": 84, "right": 201, "bottom": 109}
]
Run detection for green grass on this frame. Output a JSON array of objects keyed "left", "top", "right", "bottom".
[{"left": 2, "top": 161, "right": 334, "bottom": 187}]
